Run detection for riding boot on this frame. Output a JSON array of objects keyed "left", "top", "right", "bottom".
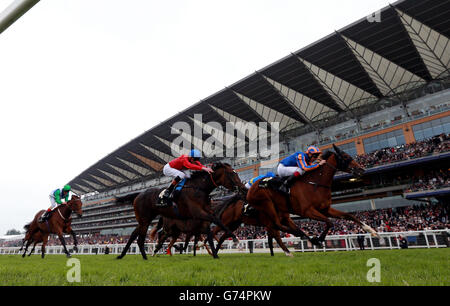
[
  {"left": 279, "top": 174, "right": 298, "bottom": 194},
  {"left": 38, "top": 209, "right": 51, "bottom": 223},
  {"left": 158, "top": 176, "right": 181, "bottom": 206}
]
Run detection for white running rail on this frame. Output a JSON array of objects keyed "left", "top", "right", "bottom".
[{"left": 1, "top": 230, "right": 448, "bottom": 256}]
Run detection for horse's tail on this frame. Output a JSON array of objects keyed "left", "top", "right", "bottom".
[
  {"left": 23, "top": 222, "right": 31, "bottom": 231},
  {"left": 149, "top": 217, "right": 163, "bottom": 241},
  {"left": 214, "top": 193, "right": 243, "bottom": 219},
  {"left": 115, "top": 192, "right": 141, "bottom": 204}
]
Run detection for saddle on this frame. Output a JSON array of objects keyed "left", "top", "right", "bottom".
[
  {"left": 157, "top": 179, "right": 187, "bottom": 207},
  {"left": 258, "top": 176, "right": 285, "bottom": 190}
]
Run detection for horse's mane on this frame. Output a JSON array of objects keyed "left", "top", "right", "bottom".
[
  {"left": 213, "top": 193, "right": 243, "bottom": 219},
  {"left": 321, "top": 150, "right": 334, "bottom": 160},
  {"left": 188, "top": 162, "right": 230, "bottom": 181}
]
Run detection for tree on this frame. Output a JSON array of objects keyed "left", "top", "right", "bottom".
[{"left": 5, "top": 229, "right": 21, "bottom": 235}]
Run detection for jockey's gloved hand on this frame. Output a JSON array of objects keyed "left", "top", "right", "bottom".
[
  {"left": 319, "top": 160, "right": 326, "bottom": 166},
  {"left": 202, "top": 167, "right": 213, "bottom": 174}
]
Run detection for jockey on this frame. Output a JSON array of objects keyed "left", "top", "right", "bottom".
[
  {"left": 159, "top": 149, "right": 213, "bottom": 205},
  {"left": 244, "top": 172, "right": 276, "bottom": 189},
  {"left": 39, "top": 185, "right": 71, "bottom": 222},
  {"left": 277, "top": 146, "right": 326, "bottom": 193}
]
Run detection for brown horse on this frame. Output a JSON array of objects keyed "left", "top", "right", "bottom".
[
  {"left": 116, "top": 162, "right": 247, "bottom": 260},
  {"left": 22, "top": 195, "right": 83, "bottom": 258},
  {"left": 20, "top": 222, "right": 77, "bottom": 256},
  {"left": 246, "top": 145, "right": 380, "bottom": 257}
]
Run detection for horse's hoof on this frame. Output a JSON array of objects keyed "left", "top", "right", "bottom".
[
  {"left": 73, "top": 247, "right": 78, "bottom": 253},
  {"left": 116, "top": 256, "right": 123, "bottom": 260},
  {"left": 285, "top": 252, "right": 293, "bottom": 257},
  {"left": 66, "top": 254, "right": 71, "bottom": 258}
]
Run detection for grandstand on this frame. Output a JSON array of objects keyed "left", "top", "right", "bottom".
[{"left": 61, "top": 0, "right": 449, "bottom": 239}]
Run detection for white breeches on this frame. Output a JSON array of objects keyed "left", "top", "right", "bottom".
[
  {"left": 48, "top": 195, "right": 58, "bottom": 210},
  {"left": 245, "top": 182, "right": 251, "bottom": 189},
  {"left": 163, "top": 164, "right": 190, "bottom": 179},
  {"left": 277, "top": 164, "right": 304, "bottom": 177}
]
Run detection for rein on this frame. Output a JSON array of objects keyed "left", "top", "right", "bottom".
[{"left": 56, "top": 204, "right": 73, "bottom": 221}]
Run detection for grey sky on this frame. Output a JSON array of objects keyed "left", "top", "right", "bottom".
[{"left": 0, "top": 0, "right": 391, "bottom": 235}]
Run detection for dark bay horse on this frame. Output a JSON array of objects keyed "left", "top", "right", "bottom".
[
  {"left": 149, "top": 217, "right": 213, "bottom": 257},
  {"left": 246, "top": 145, "right": 381, "bottom": 256},
  {"left": 22, "top": 195, "right": 83, "bottom": 258},
  {"left": 116, "top": 162, "right": 247, "bottom": 260}
]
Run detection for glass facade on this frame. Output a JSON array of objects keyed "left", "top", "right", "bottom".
[
  {"left": 412, "top": 116, "right": 450, "bottom": 141},
  {"left": 336, "top": 142, "right": 357, "bottom": 157},
  {"left": 363, "top": 129, "right": 405, "bottom": 153}
]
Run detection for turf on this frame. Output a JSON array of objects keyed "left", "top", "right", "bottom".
[{"left": 0, "top": 248, "right": 448, "bottom": 286}]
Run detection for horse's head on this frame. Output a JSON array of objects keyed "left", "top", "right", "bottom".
[
  {"left": 331, "top": 144, "right": 365, "bottom": 177},
  {"left": 210, "top": 162, "right": 247, "bottom": 195},
  {"left": 67, "top": 194, "right": 83, "bottom": 218}
]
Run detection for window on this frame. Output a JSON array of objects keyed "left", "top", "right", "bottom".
[
  {"left": 363, "top": 129, "right": 405, "bottom": 153},
  {"left": 336, "top": 142, "right": 357, "bottom": 157},
  {"left": 413, "top": 116, "right": 450, "bottom": 141}
]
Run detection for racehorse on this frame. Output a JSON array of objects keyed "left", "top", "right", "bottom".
[
  {"left": 20, "top": 222, "right": 77, "bottom": 256},
  {"left": 22, "top": 195, "right": 83, "bottom": 258},
  {"left": 246, "top": 145, "right": 381, "bottom": 257},
  {"left": 116, "top": 162, "right": 247, "bottom": 260}
]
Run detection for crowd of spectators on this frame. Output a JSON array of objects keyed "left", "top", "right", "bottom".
[
  {"left": 405, "top": 169, "right": 450, "bottom": 193},
  {"left": 232, "top": 202, "right": 449, "bottom": 239},
  {"left": 354, "top": 133, "right": 449, "bottom": 169}
]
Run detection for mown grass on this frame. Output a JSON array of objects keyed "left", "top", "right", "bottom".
[{"left": 0, "top": 248, "right": 448, "bottom": 286}]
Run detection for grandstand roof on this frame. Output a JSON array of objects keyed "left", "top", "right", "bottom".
[{"left": 68, "top": 0, "right": 450, "bottom": 195}]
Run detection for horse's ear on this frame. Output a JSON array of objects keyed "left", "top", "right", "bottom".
[{"left": 333, "top": 144, "right": 342, "bottom": 155}]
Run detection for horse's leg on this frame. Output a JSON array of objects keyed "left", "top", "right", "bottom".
[
  {"left": 258, "top": 198, "right": 307, "bottom": 238},
  {"left": 19, "top": 239, "right": 25, "bottom": 251},
  {"left": 325, "top": 207, "right": 380, "bottom": 238},
  {"left": 68, "top": 229, "right": 78, "bottom": 253},
  {"left": 22, "top": 239, "right": 32, "bottom": 258},
  {"left": 57, "top": 231, "right": 71, "bottom": 258},
  {"left": 28, "top": 242, "right": 38, "bottom": 256},
  {"left": 301, "top": 207, "right": 333, "bottom": 247},
  {"left": 204, "top": 225, "right": 218, "bottom": 259},
  {"left": 41, "top": 235, "right": 48, "bottom": 259},
  {"left": 214, "top": 221, "right": 241, "bottom": 252},
  {"left": 182, "top": 234, "right": 191, "bottom": 254},
  {"left": 117, "top": 226, "right": 140, "bottom": 259},
  {"left": 271, "top": 228, "right": 293, "bottom": 257},
  {"left": 193, "top": 235, "right": 198, "bottom": 257},
  {"left": 267, "top": 230, "right": 275, "bottom": 257},
  {"left": 152, "top": 231, "right": 169, "bottom": 256},
  {"left": 202, "top": 236, "right": 213, "bottom": 256},
  {"left": 166, "top": 235, "right": 179, "bottom": 256},
  {"left": 136, "top": 224, "right": 150, "bottom": 260}
]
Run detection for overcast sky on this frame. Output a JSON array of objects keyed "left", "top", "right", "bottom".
[{"left": 0, "top": 0, "right": 391, "bottom": 235}]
